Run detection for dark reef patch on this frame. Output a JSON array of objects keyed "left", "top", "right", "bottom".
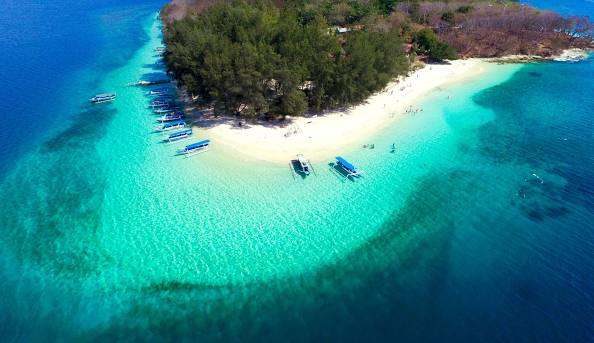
[
  {"left": 0, "top": 106, "right": 117, "bottom": 278},
  {"left": 41, "top": 107, "right": 116, "bottom": 153},
  {"left": 472, "top": 63, "right": 593, "bottom": 223},
  {"left": 84, "top": 168, "right": 487, "bottom": 342}
]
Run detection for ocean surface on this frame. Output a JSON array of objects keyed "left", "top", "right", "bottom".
[{"left": 0, "top": 0, "right": 593, "bottom": 342}]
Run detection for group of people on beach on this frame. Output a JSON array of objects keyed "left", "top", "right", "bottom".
[{"left": 404, "top": 105, "right": 422, "bottom": 115}]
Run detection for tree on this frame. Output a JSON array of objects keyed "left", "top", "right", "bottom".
[
  {"left": 279, "top": 89, "right": 307, "bottom": 116},
  {"left": 413, "top": 28, "right": 457, "bottom": 60}
]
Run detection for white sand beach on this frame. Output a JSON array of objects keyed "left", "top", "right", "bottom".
[{"left": 195, "top": 59, "right": 489, "bottom": 164}]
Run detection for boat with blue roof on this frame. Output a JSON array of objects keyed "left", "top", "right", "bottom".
[
  {"left": 335, "top": 156, "right": 362, "bottom": 178},
  {"left": 155, "top": 120, "right": 186, "bottom": 132},
  {"left": 164, "top": 129, "right": 193, "bottom": 143},
  {"left": 177, "top": 139, "right": 210, "bottom": 156}
]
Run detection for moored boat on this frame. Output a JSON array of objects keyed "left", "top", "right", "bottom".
[
  {"left": 129, "top": 79, "right": 170, "bottom": 87},
  {"left": 150, "top": 100, "right": 175, "bottom": 109},
  {"left": 153, "top": 106, "right": 180, "bottom": 114},
  {"left": 146, "top": 89, "right": 171, "bottom": 97},
  {"left": 296, "top": 154, "right": 311, "bottom": 175},
  {"left": 156, "top": 112, "right": 184, "bottom": 122},
  {"left": 89, "top": 93, "right": 116, "bottom": 103},
  {"left": 177, "top": 139, "right": 210, "bottom": 156},
  {"left": 155, "top": 120, "right": 186, "bottom": 132},
  {"left": 164, "top": 129, "right": 193, "bottom": 143},
  {"left": 335, "top": 156, "right": 362, "bottom": 178}
]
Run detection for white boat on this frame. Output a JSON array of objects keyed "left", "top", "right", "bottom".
[
  {"left": 89, "top": 93, "right": 116, "bottom": 103},
  {"left": 156, "top": 112, "right": 184, "bottom": 122},
  {"left": 296, "top": 154, "right": 311, "bottom": 175}
]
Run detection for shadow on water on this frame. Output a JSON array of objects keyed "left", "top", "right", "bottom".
[
  {"left": 289, "top": 160, "right": 308, "bottom": 179},
  {"left": 142, "top": 62, "right": 165, "bottom": 70},
  {"left": 327, "top": 162, "right": 357, "bottom": 182},
  {"left": 138, "top": 71, "right": 170, "bottom": 82}
]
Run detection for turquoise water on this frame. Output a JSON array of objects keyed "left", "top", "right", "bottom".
[{"left": 1, "top": 1, "right": 593, "bottom": 341}]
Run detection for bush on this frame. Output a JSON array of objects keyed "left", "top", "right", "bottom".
[
  {"left": 441, "top": 11, "right": 455, "bottom": 24},
  {"left": 456, "top": 5, "right": 473, "bottom": 14},
  {"left": 413, "top": 28, "right": 457, "bottom": 60}
]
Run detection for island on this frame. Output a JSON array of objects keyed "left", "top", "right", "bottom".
[{"left": 159, "top": 0, "right": 593, "bottom": 162}]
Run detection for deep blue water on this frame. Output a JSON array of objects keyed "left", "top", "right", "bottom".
[
  {"left": 0, "top": 0, "right": 593, "bottom": 342},
  {"left": 0, "top": 0, "right": 164, "bottom": 176},
  {"left": 526, "top": 0, "right": 594, "bottom": 17}
]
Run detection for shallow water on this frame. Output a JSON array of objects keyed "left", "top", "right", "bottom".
[{"left": 1, "top": 1, "right": 593, "bottom": 342}]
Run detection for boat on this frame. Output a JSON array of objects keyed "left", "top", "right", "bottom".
[
  {"left": 146, "top": 87, "right": 170, "bottom": 92},
  {"left": 164, "top": 129, "right": 193, "bottom": 143},
  {"left": 177, "top": 140, "right": 210, "bottom": 156},
  {"left": 154, "top": 47, "right": 166, "bottom": 52},
  {"left": 155, "top": 120, "right": 186, "bottom": 132},
  {"left": 128, "top": 79, "right": 170, "bottom": 87},
  {"left": 296, "top": 154, "right": 311, "bottom": 175},
  {"left": 151, "top": 99, "right": 171, "bottom": 104},
  {"left": 153, "top": 106, "right": 180, "bottom": 114},
  {"left": 146, "top": 89, "right": 171, "bottom": 97},
  {"left": 150, "top": 101, "right": 175, "bottom": 109},
  {"left": 89, "top": 93, "right": 116, "bottom": 103},
  {"left": 335, "top": 156, "right": 362, "bottom": 178},
  {"left": 156, "top": 112, "right": 184, "bottom": 122}
]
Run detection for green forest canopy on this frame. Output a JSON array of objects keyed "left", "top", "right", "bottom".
[{"left": 164, "top": 1, "right": 411, "bottom": 117}]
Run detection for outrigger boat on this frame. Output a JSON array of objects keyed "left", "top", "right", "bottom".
[
  {"left": 154, "top": 46, "right": 166, "bottom": 52},
  {"left": 156, "top": 112, "right": 184, "bottom": 122},
  {"left": 155, "top": 120, "right": 186, "bottom": 132},
  {"left": 128, "top": 79, "right": 170, "bottom": 87},
  {"left": 177, "top": 139, "right": 210, "bottom": 156},
  {"left": 296, "top": 154, "right": 312, "bottom": 175},
  {"left": 153, "top": 106, "right": 180, "bottom": 114},
  {"left": 146, "top": 89, "right": 171, "bottom": 97},
  {"left": 335, "top": 156, "right": 362, "bottom": 178},
  {"left": 164, "top": 129, "right": 193, "bottom": 143},
  {"left": 150, "top": 101, "right": 175, "bottom": 109},
  {"left": 89, "top": 93, "right": 116, "bottom": 103}
]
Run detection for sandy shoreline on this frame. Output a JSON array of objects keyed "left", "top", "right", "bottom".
[{"left": 191, "top": 59, "right": 489, "bottom": 164}]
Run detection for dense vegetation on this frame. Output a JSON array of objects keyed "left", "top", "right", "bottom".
[
  {"left": 163, "top": 0, "right": 593, "bottom": 117},
  {"left": 164, "top": 1, "right": 409, "bottom": 117}
]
